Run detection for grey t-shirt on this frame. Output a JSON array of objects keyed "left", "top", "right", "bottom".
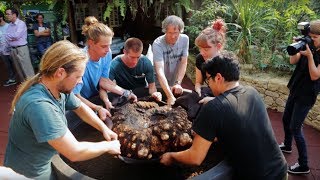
[
  {"left": 4, "top": 83, "right": 80, "bottom": 179},
  {"left": 152, "top": 34, "right": 189, "bottom": 86}
]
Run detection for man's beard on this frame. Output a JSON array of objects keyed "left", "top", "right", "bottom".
[
  {"left": 57, "top": 83, "right": 73, "bottom": 94},
  {"left": 59, "top": 88, "right": 73, "bottom": 94}
]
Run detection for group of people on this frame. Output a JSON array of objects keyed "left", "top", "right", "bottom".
[
  {"left": 2, "top": 8, "right": 320, "bottom": 179},
  {"left": 0, "top": 8, "right": 52, "bottom": 87}
]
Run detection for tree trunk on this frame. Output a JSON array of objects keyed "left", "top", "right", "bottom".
[{"left": 67, "top": 0, "right": 77, "bottom": 43}]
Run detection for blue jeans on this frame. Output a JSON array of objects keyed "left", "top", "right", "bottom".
[
  {"left": 0, "top": 54, "right": 16, "bottom": 80},
  {"left": 282, "top": 94, "right": 313, "bottom": 167},
  {"left": 37, "top": 41, "right": 52, "bottom": 55},
  {"left": 191, "top": 160, "right": 233, "bottom": 180}
]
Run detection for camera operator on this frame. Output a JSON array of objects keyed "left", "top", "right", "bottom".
[{"left": 280, "top": 20, "right": 320, "bottom": 175}]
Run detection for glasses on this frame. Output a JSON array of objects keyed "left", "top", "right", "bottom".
[
  {"left": 5, "top": 13, "right": 12, "bottom": 16},
  {"left": 204, "top": 75, "right": 212, "bottom": 86}
]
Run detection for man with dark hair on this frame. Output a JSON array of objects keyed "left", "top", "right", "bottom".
[
  {"left": 33, "top": 13, "right": 52, "bottom": 56},
  {"left": 4, "top": 41, "right": 120, "bottom": 179},
  {"left": 5, "top": 7, "right": 34, "bottom": 82},
  {"left": 106, "top": 37, "right": 161, "bottom": 102},
  {"left": 0, "top": 11, "right": 16, "bottom": 86},
  {"left": 160, "top": 51, "right": 287, "bottom": 180}
]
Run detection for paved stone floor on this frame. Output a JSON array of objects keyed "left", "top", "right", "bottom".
[{"left": 0, "top": 62, "right": 319, "bottom": 179}]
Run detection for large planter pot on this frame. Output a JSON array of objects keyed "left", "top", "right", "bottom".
[
  {"left": 50, "top": 123, "right": 223, "bottom": 180},
  {"left": 52, "top": 154, "right": 95, "bottom": 180},
  {"left": 51, "top": 93, "right": 223, "bottom": 180}
]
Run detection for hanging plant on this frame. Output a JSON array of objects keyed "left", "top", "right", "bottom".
[
  {"left": 103, "top": 0, "right": 193, "bottom": 21},
  {"left": 104, "top": 0, "right": 127, "bottom": 21}
]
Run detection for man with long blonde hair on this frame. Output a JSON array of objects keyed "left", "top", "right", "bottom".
[{"left": 4, "top": 40, "right": 120, "bottom": 179}]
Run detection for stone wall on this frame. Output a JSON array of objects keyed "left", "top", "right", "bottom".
[{"left": 240, "top": 74, "right": 320, "bottom": 131}]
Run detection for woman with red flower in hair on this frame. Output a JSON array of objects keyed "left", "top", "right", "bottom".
[
  {"left": 194, "top": 18, "right": 227, "bottom": 100},
  {"left": 174, "top": 19, "right": 227, "bottom": 120}
]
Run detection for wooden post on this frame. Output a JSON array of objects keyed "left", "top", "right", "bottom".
[{"left": 67, "top": 0, "right": 78, "bottom": 43}]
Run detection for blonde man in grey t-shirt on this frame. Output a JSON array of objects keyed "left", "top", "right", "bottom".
[{"left": 152, "top": 15, "right": 189, "bottom": 105}]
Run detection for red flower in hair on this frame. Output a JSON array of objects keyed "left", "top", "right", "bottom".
[{"left": 212, "top": 19, "right": 224, "bottom": 32}]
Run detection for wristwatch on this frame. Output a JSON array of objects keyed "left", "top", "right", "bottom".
[
  {"left": 122, "top": 90, "right": 132, "bottom": 98},
  {"left": 95, "top": 105, "right": 103, "bottom": 114},
  {"left": 174, "top": 80, "right": 181, "bottom": 85}
]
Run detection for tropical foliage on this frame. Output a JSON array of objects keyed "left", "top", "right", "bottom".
[
  {"left": 185, "top": 0, "right": 320, "bottom": 72},
  {"left": 184, "top": 0, "right": 228, "bottom": 51},
  {"left": 0, "top": 2, "right": 7, "bottom": 12},
  {"left": 5, "top": 0, "right": 320, "bottom": 73},
  {"left": 103, "top": 0, "right": 193, "bottom": 21}
]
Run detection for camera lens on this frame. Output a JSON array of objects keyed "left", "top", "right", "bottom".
[{"left": 287, "top": 41, "right": 306, "bottom": 56}]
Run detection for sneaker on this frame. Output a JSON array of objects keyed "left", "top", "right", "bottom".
[
  {"left": 288, "top": 163, "right": 310, "bottom": 174},
  {"left": 3, "top": 79, "right": 17, "bottom": 87},
  {"left": 279, "top": 142, "right": 292, "bottom": 154}
]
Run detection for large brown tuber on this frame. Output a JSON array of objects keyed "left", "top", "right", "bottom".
[{"left": 111, "top": 101, "right": 193, "bottom": 159}]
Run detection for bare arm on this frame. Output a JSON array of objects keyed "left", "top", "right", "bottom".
[
  {"left": 171, "top": 56, "right": 188, "bottom": 96},
  {"left": 34, "top": 30, "right": 41, "bottom": 37},
  {"left": 42, "top": 28, "right": 51, "bottom": 36},
  {"left": 99, "top": 88, "right": 114, "bottom": 109},
  {"left": 195, "top": 67, "right": 204, "bottom": 85},
  {"left": 99, "top": 77, "right": 137, "bottom": 102},
  {"left": 99, "top": 78, "right": 125, "bottom": 95},
  {"left": 176, "top": 56, "right": 188, "bottom": 83},
  {"left": 48, "top": 130, "right": 120, "bottom": 162},
  {"left": 148, "top": 82, "right": 162, "bottom": 101},
  {"left": 308, "top": 58, "right": 320, "bottom": 80},
  {"left": 48, "top": 101, "right": 120, "bottom": 162},
  {"left": 73, "top": 102, "right": 116, "bottom": 140},
  {"left": 289, "top": 53, "right": 301, "bottom": 64},
  {"left": 33, "top": 28, "right": 51, "bottom": 37},
  {"left": 160, "top": 133, "right": 212, "bottom": 166},
  {"left": 301, "top": 45, "right": 320, "bottom": 80},
  {"left": 148, "top": 82, "right": 157, "bottom": 95},
  {"left": 75, "top": 94, "right": 97, "bottom": 110},
  {"left": 154, "top": 61, "right": 175, "bottom": 104},
  {"left": 195, "top": 67, "right": 203, "bottom": 96},
  {"left": 75, "top": 93, "right": 111, "bottom": 120}
]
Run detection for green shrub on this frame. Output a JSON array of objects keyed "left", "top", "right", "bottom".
[
  {"left": 187, "top": 0, "right": 319, "bottom": 73},
  {"left": 185, "top": 0, "right": 228, "bottom": 52}
]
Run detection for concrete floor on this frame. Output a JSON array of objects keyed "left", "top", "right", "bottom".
[{"left": 0, "top": 62, "right": 319, "bottom": 179}]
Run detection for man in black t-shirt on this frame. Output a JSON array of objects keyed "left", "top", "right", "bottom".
[{"left": 160, "top": 51, "right": 287, "bottom": 180}]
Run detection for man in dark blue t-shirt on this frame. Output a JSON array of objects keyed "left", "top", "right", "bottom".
[
  {"left": 108, "top": 38, "right": 162, "bottom": 101},
  {"left": 160, "top": 51, "right": 287, "bottom": 180}
]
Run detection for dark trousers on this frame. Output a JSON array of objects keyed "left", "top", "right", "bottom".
[
  {"left": 282, "top": 93, "right": 314, "bottom": 167},
  {"left": 0, "top": 54, "right": 15, "bottom": 80},
  {"left": 175, "top": 87, "right": 213, "bottom": 121}
]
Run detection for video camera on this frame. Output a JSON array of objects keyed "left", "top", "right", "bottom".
[{"left": 286, "top": 22, "right": 314, "bottom": 56}]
